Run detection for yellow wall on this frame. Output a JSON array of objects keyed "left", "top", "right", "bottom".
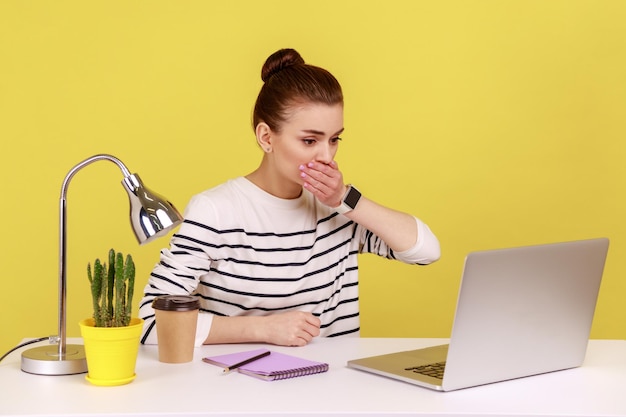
[{"left": 1, "top": 1, "right": 625, "bottom": 356}]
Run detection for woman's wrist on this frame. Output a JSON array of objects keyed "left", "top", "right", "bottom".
[{"left": 333, "top": 184, "right": 362, "bottom": 214}]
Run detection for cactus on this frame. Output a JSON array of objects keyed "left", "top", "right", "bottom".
[
  {"left": 106, "top": 249, "right": 115, "bottom": 322},
  {"left": 86, "top": 249, "right": 136, "bottom": 327},
  {"left": 124, "top": 254, "right": 135, "bottom": 326}
]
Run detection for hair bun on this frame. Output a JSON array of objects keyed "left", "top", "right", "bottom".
[{"left": 261, "top": 48, "right": 305, "bottom": 82}]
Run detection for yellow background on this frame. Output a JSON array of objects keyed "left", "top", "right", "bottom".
[{"left": 1, "top": 1, "right": 624, "bottom": 356}]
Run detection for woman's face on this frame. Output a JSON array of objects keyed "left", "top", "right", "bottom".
[{"left": 270, "top": 102, "right": 344, "bottom": 188}]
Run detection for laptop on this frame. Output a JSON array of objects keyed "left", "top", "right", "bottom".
[{"left": 347, "top": 238, "right": 610, "bottom": 391}]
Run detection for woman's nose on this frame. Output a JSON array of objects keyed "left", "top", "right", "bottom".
[{"left": 316, "top": 144, "right": 334, "bottom": 164}]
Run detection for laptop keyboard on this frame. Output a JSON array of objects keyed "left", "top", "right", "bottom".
[{"left": 405, "top": 361, "right": 446, "bottom": 379}]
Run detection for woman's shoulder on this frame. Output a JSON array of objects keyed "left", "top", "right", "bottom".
[
  {"left": 196, "top": 177, "right": 246, "bottom": 197},
  {"left": 187, "top": 177, "right": 248, "bottom": 207}
]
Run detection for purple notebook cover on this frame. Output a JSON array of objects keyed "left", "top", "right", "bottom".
[{"left": 202, "top": 348, "right": 329, "bottom": 381}]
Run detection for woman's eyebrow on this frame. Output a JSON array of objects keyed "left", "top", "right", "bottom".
[{"left": 301, "top": 128, "right": 345, "bottom": 136}]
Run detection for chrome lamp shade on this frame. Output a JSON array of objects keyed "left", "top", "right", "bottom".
[
  {"left": 123, "top": 173, "right": 183, "bottom": 245},
  {"left": 21, "top": 154, "right": 183, "bottom": 375}
]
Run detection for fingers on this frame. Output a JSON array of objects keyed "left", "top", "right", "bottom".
[
  {"left": 299, "top": 162, "right": 344, "bottom": 205},
  {"left": 265, "top": 311, "right": 321, "bottom": 347},
  {"left": 302, "top": 161, "right": 338, "bottom": 179},
  {"left": 289, "top": 313, "right": 321, "bottom": 346},
  {"left": 303, "top": 314, "right": 322, "bottom": 337}
]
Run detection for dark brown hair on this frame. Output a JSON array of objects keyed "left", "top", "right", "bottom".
[{"left": 252, "top": 48, "right": 343, "bottom": 132}]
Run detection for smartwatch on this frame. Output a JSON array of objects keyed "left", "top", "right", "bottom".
[{"left": 334, "top": 185, "right": 361, "bottom": 214}]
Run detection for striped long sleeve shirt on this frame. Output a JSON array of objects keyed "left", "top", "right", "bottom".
[{"left": 139, "top": 177, "right": 440, "bottom": 345}]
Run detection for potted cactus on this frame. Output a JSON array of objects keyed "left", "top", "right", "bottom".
[
  {"left": 79, "top": 249, "right": 144, "bottom": 386},
  {"left": 88, "top": 249, "right": 136, "bottom": 327}
]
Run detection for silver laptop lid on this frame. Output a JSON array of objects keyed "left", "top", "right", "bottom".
[
  {"left": 347, "top": 238, "right": 609, "bottom": 391},
  {"left": 441, "top": 237, "right": 609, "bottom": 391}
]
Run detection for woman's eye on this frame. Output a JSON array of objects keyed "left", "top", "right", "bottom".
[
  {"left": 303, "top": 139, "right": 316, "bottom": 145},
  {"left": 331, "top": 137, "right": 343, "bottom": 144}
]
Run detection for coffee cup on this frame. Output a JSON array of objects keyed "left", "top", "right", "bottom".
[{"left": 152, "top": 295, "right": 200, "bottom": 363}]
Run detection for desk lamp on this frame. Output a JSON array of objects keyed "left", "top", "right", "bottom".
[{"left": 21, "top": 154, "right": 183, "bottom": 375}]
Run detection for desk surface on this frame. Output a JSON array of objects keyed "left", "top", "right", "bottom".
[{"left": 1, "top": 338, "right": 625, "bottom": 417}]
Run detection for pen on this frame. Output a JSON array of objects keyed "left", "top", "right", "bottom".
[{"left": 223, "top": 350, "right": 271, "bottom": 373}]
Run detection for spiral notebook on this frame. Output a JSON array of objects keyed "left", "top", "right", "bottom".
[{"left": 202, "top": 348, "right": 329, "bottom": 381}]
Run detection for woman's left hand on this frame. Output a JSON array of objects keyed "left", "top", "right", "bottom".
[{"left": 300, "top": 160, "right": 345, "bottom": 208}]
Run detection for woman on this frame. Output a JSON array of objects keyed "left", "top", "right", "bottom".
[{"left": 139, "top": 48, "right": 440, "bottom": 347}]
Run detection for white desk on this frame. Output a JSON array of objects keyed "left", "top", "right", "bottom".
[{"left": 1, "top": 338, "right": 625, "bottom": 417}]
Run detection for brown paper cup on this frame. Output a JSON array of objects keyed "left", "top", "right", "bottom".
[{"left": 152, "top": 295, "right": 200, "bottom": 364}]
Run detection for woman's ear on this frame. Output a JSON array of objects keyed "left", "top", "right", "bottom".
[{"left": 255, "top": 122, "right": 273, "bottom": 153}]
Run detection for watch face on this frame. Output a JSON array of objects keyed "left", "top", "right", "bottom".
[{"left": 344, "top": 187, "right": 361, "bottom": 209}]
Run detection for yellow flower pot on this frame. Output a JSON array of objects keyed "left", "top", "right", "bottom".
[{"left": 79, "top": 317, "right": 144, "bottom": 386}]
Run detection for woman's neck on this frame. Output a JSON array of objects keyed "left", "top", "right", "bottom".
[{"left": 245, "top": 164, "right": 302, "bottom": 200}]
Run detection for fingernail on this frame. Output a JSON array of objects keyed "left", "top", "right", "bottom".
[
  {"left": 299, "top": 164, "right": 305, "bottom": 170},
  {"left": 307, "top": 162, "right": 314, "bottom": 168}
]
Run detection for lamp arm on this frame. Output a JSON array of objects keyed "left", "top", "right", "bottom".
[
  {"left": 60, "top": 154, "right": 131, "bottom": 199},
  {"left": 57, "top": 154, "right": 133, "bottom": 357}
]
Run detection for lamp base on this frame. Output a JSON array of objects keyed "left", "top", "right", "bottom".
[{"left": 21, "top": 344, "right": 88, "bottom": 375}]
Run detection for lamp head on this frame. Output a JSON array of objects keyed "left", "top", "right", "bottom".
[{"left": 122, "top": 173, "right": 183, "bottom": 244}]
